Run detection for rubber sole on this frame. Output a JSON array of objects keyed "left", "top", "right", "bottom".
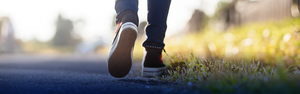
[
  {"left": 142, "top": 67, "right": 167, "bottom": 77},
  {"left": 108, "top": 23, "right": 137, "bottom": 78}
]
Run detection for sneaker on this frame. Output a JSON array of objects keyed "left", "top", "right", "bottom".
[
  {"left": 142, "top": 47, "right": 167, "bottom": 77},
  {"left": 107, "top": 22, "right": 138, "bottom": 78}
]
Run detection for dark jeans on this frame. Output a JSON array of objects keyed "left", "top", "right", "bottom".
[{"left": 115, "top": 0, "right": 171, "bottom": 49}]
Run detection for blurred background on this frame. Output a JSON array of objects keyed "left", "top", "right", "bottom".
[{"left": 0, "top": 0, "right": 299, "bottom": 64}]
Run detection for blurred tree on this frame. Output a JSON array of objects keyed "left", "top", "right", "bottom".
[
  {"left": 52, "top": 15, "right": 81, "bottom": 47},
  {"left": 294, "top": 0, "right": 300, "bottom": 12},
  {"left": 0, "top": 17, "right": 22, "bottom": 53},
  {"left": 214, "top": 0, "right": 239, "bottom": 30},
  {"left": 213, "top": 0, "right": 232, "bottom": 20},
  {"left": 187, "top": 9, "right": 208, "bottom": 32}
]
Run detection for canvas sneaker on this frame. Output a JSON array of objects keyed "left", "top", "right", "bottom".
[
  {"left": 142, "top": 48, "right": 167, "bottom": 77},
  {"left": 107, "top": 22, "right": 138, "bottom": 78}
]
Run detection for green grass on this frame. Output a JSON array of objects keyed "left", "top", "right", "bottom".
[
  {"left": 159, "top": 54, "right": 300, "bottom": 93},
  {"left": 155, "top": 18, "right": 300, "bottom": 93},
  {"left": 164, "top": 18, "right": 300, "bottom": 65}
]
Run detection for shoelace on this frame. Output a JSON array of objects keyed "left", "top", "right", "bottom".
[{"left": 162, "top": 49, "right": 169, "bottom": 56}]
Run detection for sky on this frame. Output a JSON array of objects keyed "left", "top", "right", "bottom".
[{"left": 0, "top": 0, "right": 220, "bottom": 43}]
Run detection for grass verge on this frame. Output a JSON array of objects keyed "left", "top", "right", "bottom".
[{"left": 156, "top": 18, "right": 300, "bottom": 93}]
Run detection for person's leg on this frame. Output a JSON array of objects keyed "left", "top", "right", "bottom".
[
  {"left": 115, "top": 0, "right": 139, "bottom": 26},
  {"left": 142, "top": 0, "right": 171, "bottom": 49},
  {"left": 108, "top": 0, "right": 139, "bottom": 78},
  {"left": 142, "top": 0, "right": 171, "bottom": 77}
]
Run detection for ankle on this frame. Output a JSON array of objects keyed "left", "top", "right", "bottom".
[
  {"left": 145, "top": 47, "right": 162, "bottom": 55},
  {"left": 118, "top": 10, "right": 138, "bottom": 26}
]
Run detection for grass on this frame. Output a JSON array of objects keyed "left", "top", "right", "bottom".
[
  {"left": 159, "top": 54, "right": 300, "bottom": 93},
  {"left": 151, "top": 17, "right": 300, "bottom": 93},
  {"left": 164, "top": 18, "right": 300, "bottom": 65}
]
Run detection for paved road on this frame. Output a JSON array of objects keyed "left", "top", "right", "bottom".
[{"left": 0, "top": 54, "right": 178, "bottom": 94}]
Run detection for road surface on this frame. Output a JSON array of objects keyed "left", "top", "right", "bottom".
[{"left": 0, "top": 54, "right": 179, "bottom": 94}]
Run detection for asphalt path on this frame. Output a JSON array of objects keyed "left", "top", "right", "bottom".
[{"left": 0, "top": 54, "right": 179, "bottom": 94}]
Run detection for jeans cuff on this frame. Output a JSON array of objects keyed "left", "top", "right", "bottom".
[
  {"left": 143, "top": 45, "right": 163, "bottom": 49},
  {"left": 116, "top": 10, "right": 138, "bottom": 24}
]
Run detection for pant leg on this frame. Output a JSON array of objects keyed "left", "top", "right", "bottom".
[
  {"left": 142, "top": 0, "right": 171, "bottom": 49},
  {"left": 115, "top": 0, "right": 139, "bottom": 23}
]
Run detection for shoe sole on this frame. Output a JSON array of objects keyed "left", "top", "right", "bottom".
[
  {"left": 108, "top": 22, "right": 137, "bottom": 78},
  {"left": 142, "top": 67, "right": 167, "bottom": 77}
]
